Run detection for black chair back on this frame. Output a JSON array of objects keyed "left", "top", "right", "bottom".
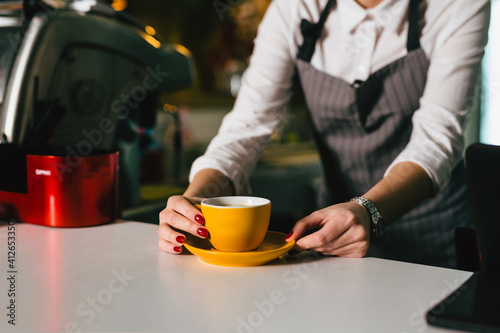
[{"left": 466, "top": 143, "right": 500, "bottom": 271}]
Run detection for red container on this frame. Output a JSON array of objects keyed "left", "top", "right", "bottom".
[{"left": 0, "top": 147, "right": 118, "bottom": 227}]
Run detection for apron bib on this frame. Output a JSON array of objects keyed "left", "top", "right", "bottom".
[{"left": 296, "top": 0, "right": 472, "bottom": 268}]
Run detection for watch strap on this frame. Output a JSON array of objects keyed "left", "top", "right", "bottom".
[{"left": 350, "top": 197, "right": 385, "bottom": 242}]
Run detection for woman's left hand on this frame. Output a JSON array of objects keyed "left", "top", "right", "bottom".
[{"left": 285, "top": 201, "right": 371, "bottom": 257}]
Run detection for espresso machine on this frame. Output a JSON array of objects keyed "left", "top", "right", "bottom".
[{"left": 0, "top": 0, "right": 194, "bottom": 226}]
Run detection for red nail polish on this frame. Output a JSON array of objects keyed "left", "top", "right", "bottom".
[
  {"left": 176, "top": 235, "right": 185, "bottom": 244},
  {"left": 173, "top": 246, "right": 182, "bottom": 253},
  {"left": 194, "top": 214, "right": 205, "bottom": 224},
  {"left": 197, "top": 228, "right": 208, "bottom": 238},
  {"left": 285, "top": 231, "right": 294, "bottom": 239}
]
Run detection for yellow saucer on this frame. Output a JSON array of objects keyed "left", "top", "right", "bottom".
[{"left": 184, "top": 231, "right": 295, "bottom": 267}]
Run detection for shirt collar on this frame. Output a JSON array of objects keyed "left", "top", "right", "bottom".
[{"left": 337, "top": 0, "right": 410, "bottom": 34}]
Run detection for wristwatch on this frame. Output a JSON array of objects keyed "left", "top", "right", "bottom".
[{"left": 350, "top": 197, "right": 385, "bottom": 242}]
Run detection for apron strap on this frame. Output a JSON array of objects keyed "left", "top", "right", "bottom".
[
  {"left": 297, "top": 0, "right": 335, "bottom": 62},
  {"left": 298, "top": 0, "right": 422, "bottom": 63},
  {"left": 407, "top": 0, "right": 421, "bottom": 52}
]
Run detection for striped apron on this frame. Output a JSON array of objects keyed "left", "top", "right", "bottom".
[{"left": 296, "top": 0, "right": 473, "bottom": 268}]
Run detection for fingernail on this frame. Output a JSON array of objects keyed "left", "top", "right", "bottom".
[
  {"left": 197, "top": 228, "right": 208, "bottom": 238},
  {"left": 194, "top": 214, "right": 205, "bottom": 224},
  {"left": 176, "top": 235, "right": 186, "bottom": 244},
  {"left": 173, "top": 246, "right": 182, "bottom": 253},
  {"left": 285, "top": 231, "right": 294, "bottom": 239}
]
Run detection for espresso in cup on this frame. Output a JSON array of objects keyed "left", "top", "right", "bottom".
[{"left": 200, "top": 196, "right": 271, "bottom": 252}]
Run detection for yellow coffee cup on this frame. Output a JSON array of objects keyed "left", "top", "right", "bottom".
[{"left": 199, "top": 196, "right": 271, "bottom": 252}]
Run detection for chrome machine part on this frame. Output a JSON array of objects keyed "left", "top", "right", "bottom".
[
  {"left": 0, "top": 2, "right": 22, "bottom": 138},
  {"left": 0, "top": 0, "right": 194, "bottom": 207},
  {"left": 0, "top": 0, "right": 193, "bottom": 145}
]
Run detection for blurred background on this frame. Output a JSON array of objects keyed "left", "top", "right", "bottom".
[{"left": 1, "top": 0, "right": 497, "bottom": 229}]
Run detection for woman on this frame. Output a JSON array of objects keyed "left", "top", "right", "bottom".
[{"left": 158, "top": 0, "right": 490, "bottom": 268}]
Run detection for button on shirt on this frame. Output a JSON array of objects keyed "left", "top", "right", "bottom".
[
  {"left": 351, "top": 19, "right": 378, "bottom": 81},
  {"left": 190, "top": 0, "right": 490, "bottom": 195}
]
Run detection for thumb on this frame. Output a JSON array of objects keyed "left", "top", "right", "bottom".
[
  {"left": 294, "top": 227, "right": 335, "bottom": 252},
  {"left": 285, "top": 212, "right": 323, "bottom": 243}
]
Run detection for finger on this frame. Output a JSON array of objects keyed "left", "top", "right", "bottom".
[
  {"left": 285, "top": 211, "right": 325, "bottom": 242},
  {"left": 292, "top": 208, "right": 353, "bottom": 251},
  {"left": 168, "top": 195, "right": 205, "bottom": 225},
  {"left": 158, "top": 222, "right": 186, "bottom": 254},
  {"left": 294, "top": 221, "right": 346, "bottom": 252},
  {"left": 335, "top": 223, "right": 368, "bottom": 251},
  {"left": 159, "top": 208, "right": 208, "bottom": 239},
  {"left": 158, "top": 238, "right": 184, "bottom": 255},
  {"left": 158, "top": 222, "right": 188, "bottom": 246},
  {"left": 159, "top": 197, "right": 208, "bottom": 239},
  {"left": 313, "top": 222, "right": 368, "bottom": 253}
]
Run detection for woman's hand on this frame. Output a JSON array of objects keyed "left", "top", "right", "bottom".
[
  {"left": 158, "top": 169, "right": 235, "bottom": 254},
  {"left": 158, "top": 196, "right": 208, "bottom": 254},
  {"left": 286, "top": 201, "right": 371, "bottom": 257},
  {"left": 285, "top": 162, "right": 434, "bottom": 257}
]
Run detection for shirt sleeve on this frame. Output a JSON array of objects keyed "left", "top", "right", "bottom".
[
  {"left": 189, "top": 0, "right": 299, "bottom": 195},
  {"left": 384, "top": 0, "right": 491, "bottom": 193}
]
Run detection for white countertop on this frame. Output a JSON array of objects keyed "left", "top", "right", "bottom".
[{"left": 0, "top": 220, "right": 472, "bottom": 333}]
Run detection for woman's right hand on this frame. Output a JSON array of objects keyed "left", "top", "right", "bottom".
[{"left": 158, "top": 195, "right": 208, "bottom": 254}]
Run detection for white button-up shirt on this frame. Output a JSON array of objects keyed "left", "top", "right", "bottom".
[{"left": 190, "top": 0, "right": 490, "bottom": 195}]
